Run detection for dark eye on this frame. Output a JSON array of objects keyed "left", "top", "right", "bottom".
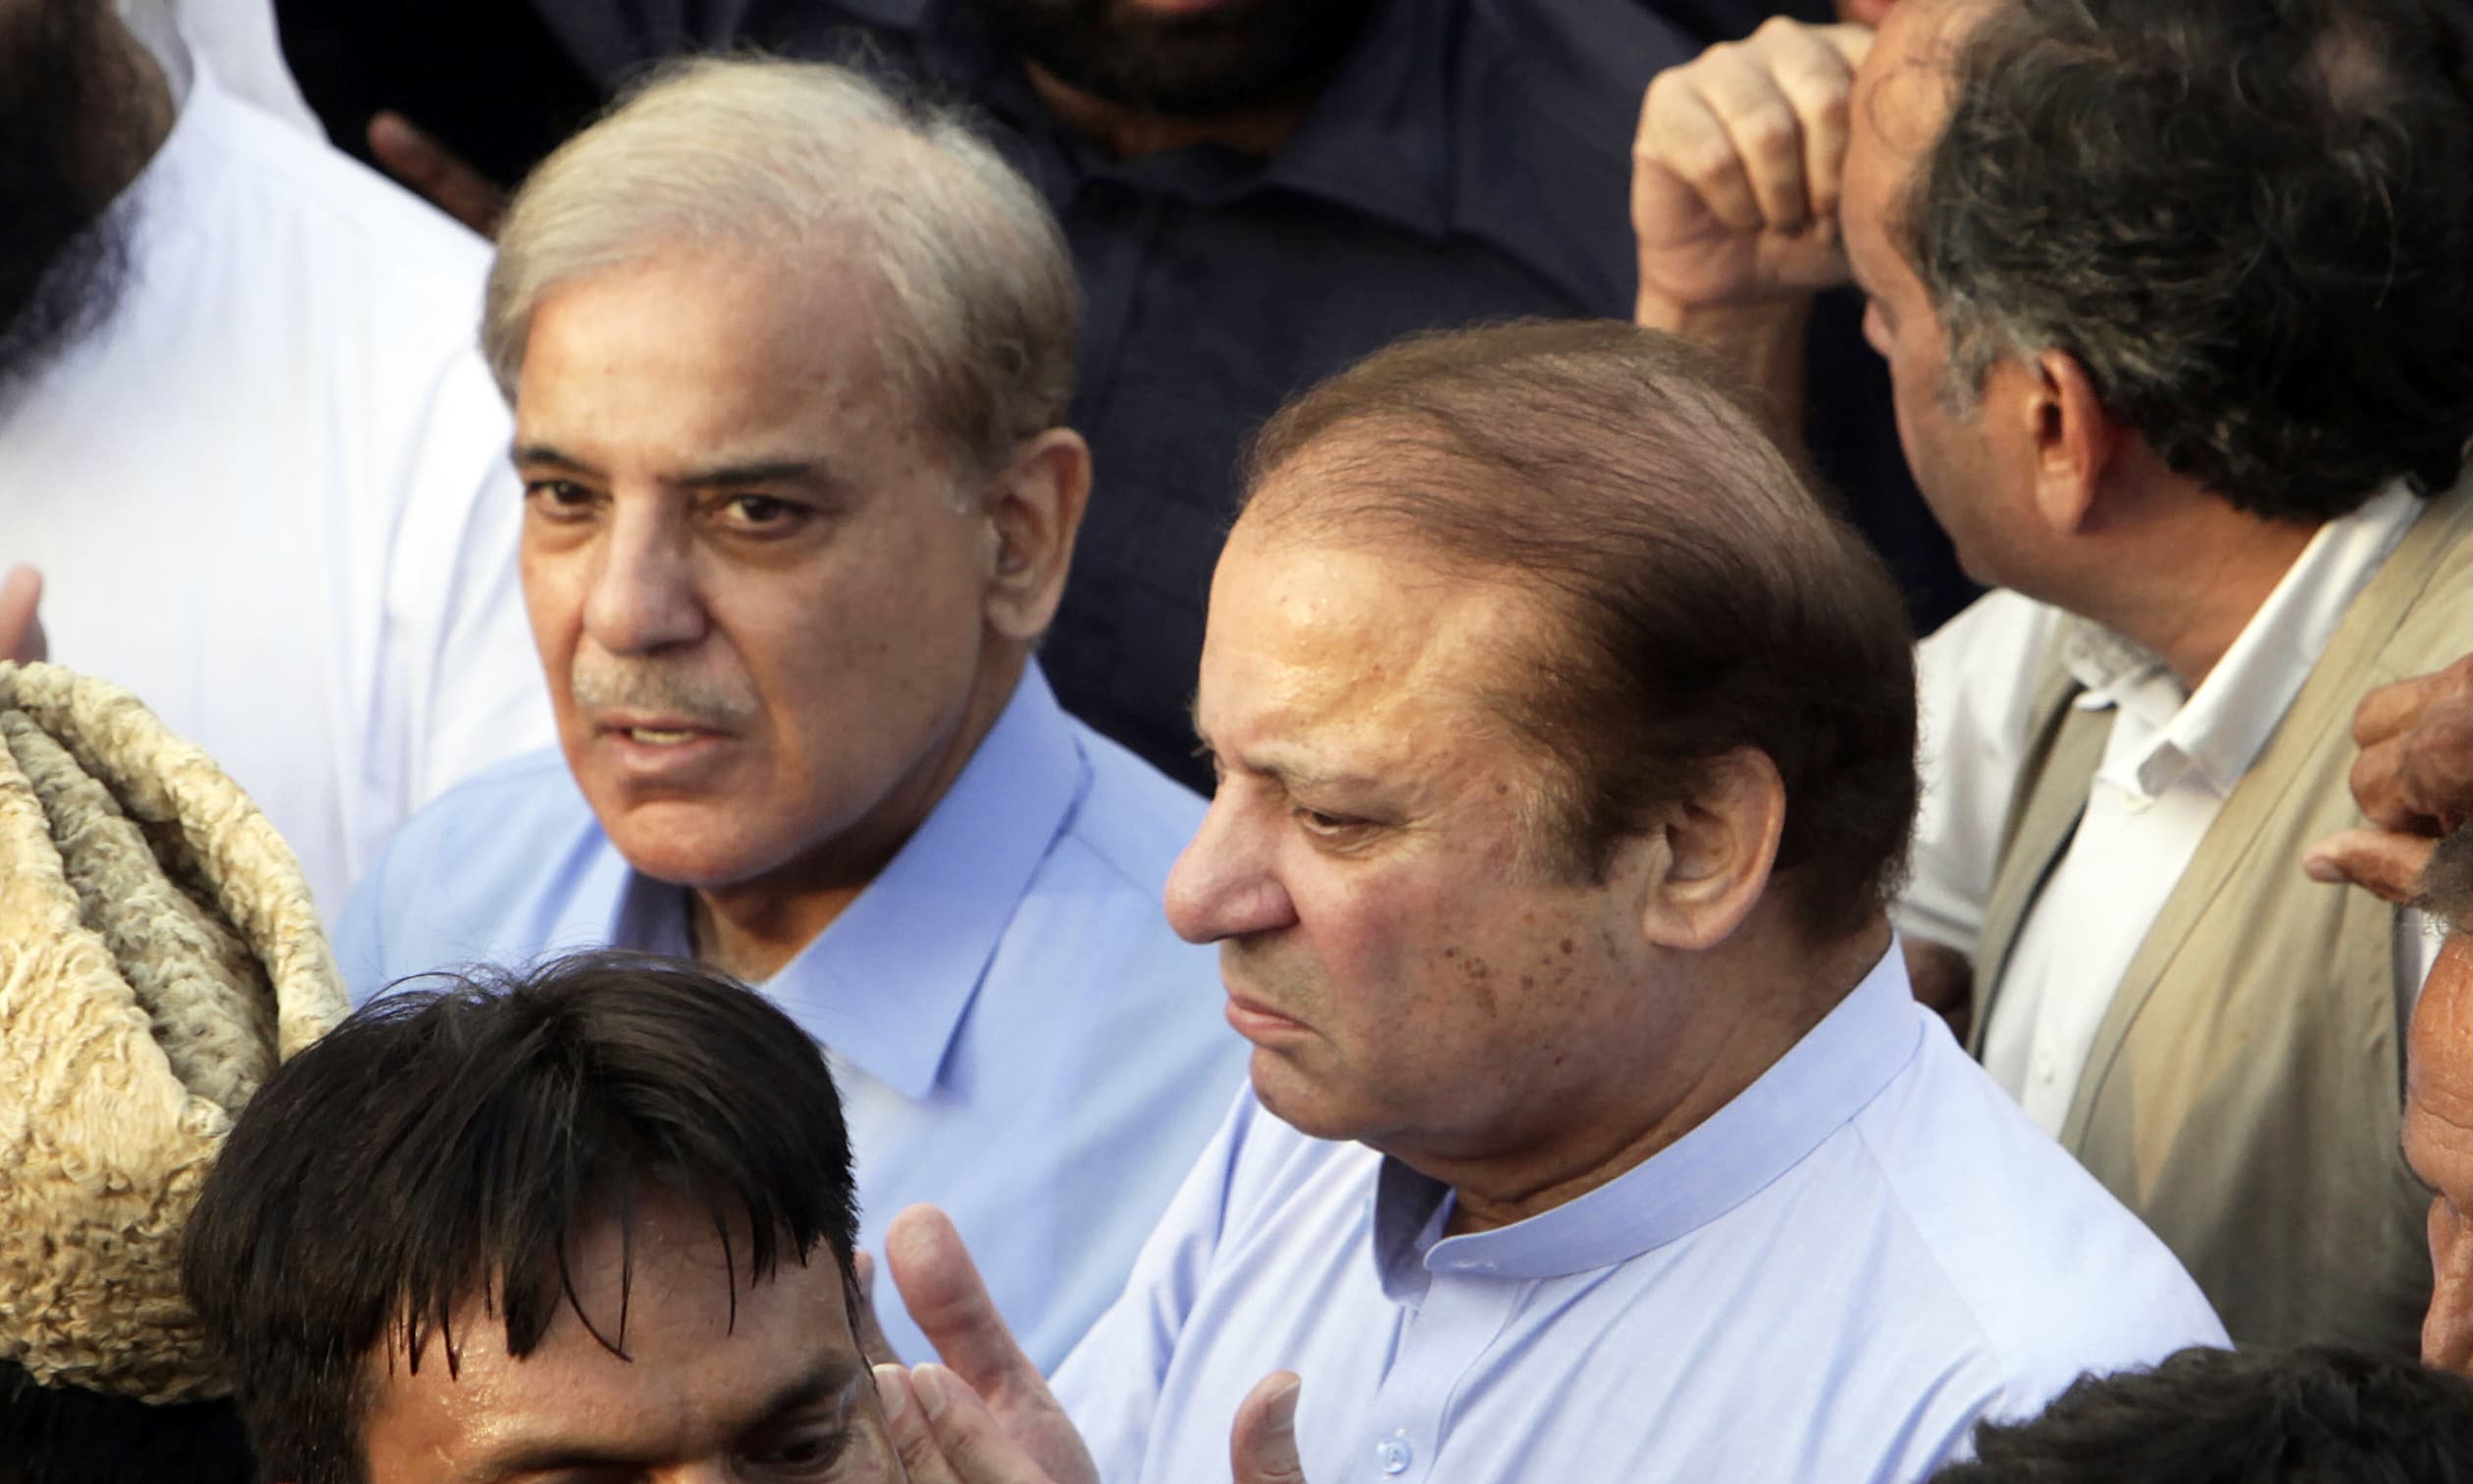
[
  {"left": 1295, "top": 806, "right": 1359, "bottom": 836},
  {"left": 714, "top": 492, "right": 816, "bottom": 534},
  {"left": 524, "top": 478, "right": 594, "bottom": 509},
  {"left": 747, "top": 1424, "right": 850, "bottom": 1477}
]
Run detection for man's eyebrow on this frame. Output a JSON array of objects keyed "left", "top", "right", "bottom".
[
  {"left": 510, "top": 441, "right": 595, "bottom": 476},
  {"left": 466, "top": 1357, "right": 865, "bottom": 1480},
  {"left": 673, "top": 458, "right": 833, "bottom": 491}
]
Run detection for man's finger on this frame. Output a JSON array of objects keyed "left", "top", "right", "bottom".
[
  {"left": 1638, "top": 78, "right": 1766, "bottom": 234},
  {"left": 2353, "top": 658, "right": 2473, "bottom": 747},
  {"left": 886, "top": 1204, "right": 1042, "bottom": 1404},
  {"left": 0, "top": 565, "right": 45, "bottom": 666},
  {"left": 876, "top": 1363, "right": 967, "bottom": 1484},
  {"left": 1231, "top": 1371, "right": 1308, "bottom": 1484},
  {"left": 367, "top": 111, "right": 510, "bottom": 238},
  {"left": 1690, "top": 44, "right": 1813, "bottom": 231},
  {"left": 909, "top": 1364, "right": 1056, "bottom": 1484},
  {"left": 853, "top": 1249, "right": 902, "bottom": 1366},
  {"left": 2304, "top": 827, "right": 2438, "bottom": 906}
]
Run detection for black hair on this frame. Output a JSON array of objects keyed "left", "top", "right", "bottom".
[
  {"left": 1910, "top": 0, "right": 2473, "bottom": 522},
  {"left": 1931, "top": 1345, "right": 2473, "bottom": 1483},
  {"left": 180, "top": 951, "right": 858, "bottom": 1484}
]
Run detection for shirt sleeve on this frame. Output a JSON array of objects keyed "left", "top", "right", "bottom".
[
  {"left": 1050, "top": 1085, "right": 1260, "bottom": 1479},
  {"left": 1892, "top": 592, "right": 2064, "bottom": 960}
]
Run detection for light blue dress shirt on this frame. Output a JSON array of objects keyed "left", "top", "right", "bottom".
[
  {"left": 336, "top": 663, "right": 1250, "bottom": 1369},
  {"left": 1052, "top": 947, "right": 2227, "bottom": 1483}
]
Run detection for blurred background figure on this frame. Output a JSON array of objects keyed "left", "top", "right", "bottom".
[
  {"left": 0, "top": 0, "right": 551, "bottom": 921},
  {"left": 0, "top": 662, "right": 348, "bottom": 1484},
  {"left": 1927, "top": 1346, "right": 2473, "bottom": 1483},
  {"left": 271, "top": 0, "right": 1954, "bottom": 792}
]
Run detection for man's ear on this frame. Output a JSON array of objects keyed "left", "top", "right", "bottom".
[
  {"left": 2018, "top": 347, "right": 2115, "bottom": 538},
  {"left": 980, "top": 428, "right": 1092, "bottom": 643},
  {"left": 1635, "top": 748, "right": 1786, "bottom": 952}
]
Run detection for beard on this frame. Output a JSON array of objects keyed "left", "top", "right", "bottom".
[
  {"left": 0, "top": 0, "right": 150, "bottom": 385},
  {"left": 976, "top": 0, "right": 1381, "bottom": 117}
]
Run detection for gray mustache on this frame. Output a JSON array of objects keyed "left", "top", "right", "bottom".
[{"left": 570, "top": 657, "right": 758, "bottom": 729}]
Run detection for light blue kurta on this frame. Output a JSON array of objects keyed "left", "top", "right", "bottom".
[
  {"left": 335, "top": 663, "right": 1248, "bottom": 1369},
  {"left": 1053, "top": 947, "right": 2226, "bottom": 1483}
]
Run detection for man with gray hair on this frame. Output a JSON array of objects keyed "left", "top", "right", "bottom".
[
  {"left": 1631, "top": 0, "right": 2473, "bottom": 1352},
  {"left": 336, "top": 55, "right": 1246, "bottom": 1370}
]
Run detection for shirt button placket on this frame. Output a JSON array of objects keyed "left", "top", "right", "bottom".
[{"left": 1373, "top": 1430, "right": 1415, "bottom": 1476}]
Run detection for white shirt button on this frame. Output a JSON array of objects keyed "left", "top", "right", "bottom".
[{"left": 1375, "top": 1432, "right": 1414, "bottom": 1474}]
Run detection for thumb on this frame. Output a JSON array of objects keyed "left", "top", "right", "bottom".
[
  {"left": 1230, "top": 1372, "right": 1307, "bottom": 1484},
  {"left": 2303, "top": 826, "right": 2437, "bottom": 907},
  {"left": 1, "top": 565, "right": 45, "bottom": 666}
]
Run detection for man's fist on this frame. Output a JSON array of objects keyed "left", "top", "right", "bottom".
[
  {"left": 1631, "top": 19, "right": 1871, "bottom": 326},
  {"left": 2305, "top": 655, "right": 2473, "bottom": 903},
  {"left": 1, "top": 566, "right": 46, "bottom": 666}
]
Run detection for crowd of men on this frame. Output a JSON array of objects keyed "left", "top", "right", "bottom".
[{"left": 8, "top": 0, "right": 2473, "bottom": 1479}]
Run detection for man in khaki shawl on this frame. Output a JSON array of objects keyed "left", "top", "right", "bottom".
[{"left": 0, "top": 660, "right": 345, "bottom": 1483}]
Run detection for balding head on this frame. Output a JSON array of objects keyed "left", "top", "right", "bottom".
[{"left": 1231, "top": 320, "right": 1918, "bottom": 944}]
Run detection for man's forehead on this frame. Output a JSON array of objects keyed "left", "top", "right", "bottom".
[{"left": 1199, "top": 522, "right": 1538, "bottom": 753}]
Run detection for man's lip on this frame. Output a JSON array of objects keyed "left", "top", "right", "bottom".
[
  {"left": 1224, "top": 992, "right": 1309, "bottom": 1040},
  {"left": 590, "top": 713, "right": 733, "bottom": 737}
]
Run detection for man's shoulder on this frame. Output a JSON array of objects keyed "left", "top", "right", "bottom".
[
  {"left": 173, "top": 75, "right": 493, "bottom": 326},
  {"left": 1848, "top": 1034, "right": 2226, "bottom": 1382},
  {"left": 1056, "top": 716, "right": 1208, "bottom": 896},
  {"left": 373, "top": 748, "right": 598, "bottom": 881}
]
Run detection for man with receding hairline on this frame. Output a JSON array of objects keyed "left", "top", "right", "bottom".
[
  {"left": 853, "top": 321, "right": 2219, "bottom": 1484},
  {"left": 336, "top": 54, "right": 1246, "bottom": 1374},
  {"left": 1636, "top": 0, "right": 2473, "bottom": 1351}
]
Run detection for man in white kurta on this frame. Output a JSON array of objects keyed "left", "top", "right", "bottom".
[
  {"left": 859, "top": 323, "right": 2219, "bottom": 1484},
  {"left": 3, "top": 3, "right": 548, "bottom": 917}
]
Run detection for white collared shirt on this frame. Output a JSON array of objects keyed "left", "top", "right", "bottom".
[
  {"left": 1898, "top": 485, "right": 2435, "bottom": 1133},
  {"left": 6, "top": 24, "right": 551, "bottom": 919},
  {"left": 1052, "top": 947, "right": 2222, "bottom": 1483}
]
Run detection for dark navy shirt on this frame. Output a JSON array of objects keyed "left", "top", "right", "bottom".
[{"left": 534, "top": 0, "right": 1965, "bottom": 789}]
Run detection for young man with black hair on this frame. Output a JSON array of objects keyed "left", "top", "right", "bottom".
[{"left": 181, "top": 952, "right": 903, "bottom": 1484}]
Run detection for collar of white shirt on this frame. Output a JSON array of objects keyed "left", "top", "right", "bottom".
[
  {"left": 1365, "top": 946, "right": 1925, "bottom": 1296},
  {"left": 2058, "top": 482, "right": 2423, "bottom": 799}
]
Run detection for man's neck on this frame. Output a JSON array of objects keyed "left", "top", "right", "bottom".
[
  {"left": 1023, "top": 61, "right": 1314, "bottom": 160},
  {"left": 1436, "top": 914, "right": 1894, "bottom": 1236},
  {"left": 2052, "top": 494, "right": 2323, "bottom": 692},
  {"left": 683, "top": 647, "right": 1028, "bottom": 985}
]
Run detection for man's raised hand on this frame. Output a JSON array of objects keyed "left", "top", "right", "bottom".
[
  {"left": 1, "top": 566, "right": 46, "bottom": 666},
  {"left": 2306, "top": 656, "right": 2473, "bottom": 903},
  {"left": 1631, "top": 20, "right": 1872, "bottom": 327},
  {"left": 873, "top": 1205, "right": 1316, "bottom": 1484},
  {"left": 882, "top": 1205, "right": 1099, "bottom": 1484}
]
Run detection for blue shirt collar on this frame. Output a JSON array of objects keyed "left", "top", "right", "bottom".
[
  {"left": 609, "top": 662, "right": 1089, "bottom": 1100},
  {"left": 1373, "top": 944, "right": 1924, "bottom": 1291}
]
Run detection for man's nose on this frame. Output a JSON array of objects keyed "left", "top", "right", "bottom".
[
  {"left": 2426, "top": 1201, "right": 2473, "bottom": 1376},
  {"left": 1164, "top": 795, "right": 1297, "bottom": 945},
  {"left": 582, "top": 503, "right": 706, "bottom": 655}
]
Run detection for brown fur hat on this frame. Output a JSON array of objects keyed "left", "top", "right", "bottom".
[{"left": 0, "top": 661, "right": 346, "bottom": 1404}]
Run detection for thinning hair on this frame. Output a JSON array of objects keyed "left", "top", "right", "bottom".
[
  {"left": 1903, "top": 0, "right": 2473, "bottom": 523},
  {"left": 484, "top": 55, "right": 1076, "bottom": 478},
  {"left": 1240, "top": 319, "right": 1919, "bottom": 945},
  {"left": 180, "top": 952, "right": 860, "bottom": 1484}
]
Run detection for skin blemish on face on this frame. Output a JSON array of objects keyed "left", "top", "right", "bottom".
[{"left": 1560, "top": 938, "right": 1574, "bottom": 955}]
